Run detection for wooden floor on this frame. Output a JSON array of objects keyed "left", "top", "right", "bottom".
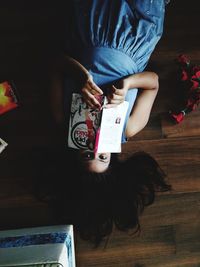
[{"left": 0, "top": 1, "right": 200, "bottom": 266}]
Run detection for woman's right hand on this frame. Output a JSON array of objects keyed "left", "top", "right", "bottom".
[
  {"left": 81, "top": 74, "right": 103, "bottom": 109},
  {"left": 105, "top": 78, "right": 129, "bottom": 108}
]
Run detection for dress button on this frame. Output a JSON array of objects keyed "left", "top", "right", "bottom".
[{"left": 146, "top": 10, "right": 150, "bottom": 14}]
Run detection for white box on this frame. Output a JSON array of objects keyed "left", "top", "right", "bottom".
[{"left": 0, "top": 225, "right": 76, "bottom": 267}]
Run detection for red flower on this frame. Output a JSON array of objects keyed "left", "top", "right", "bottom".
[
  {"left": 195, "top": 70, "right": 200, "bottom": 79},
  {"left": 169, "top": 55, "right": 200, "bottom": 124},
  {"left": 192, "top": 65, "right": 200, "bottom": 74},
  {"left": 186, "top": 100, "right": 197, "bottom": 111},
  {"left": 190, "top": 78, "right": 199, "bottom": 90},
  {"left": 170, "top": 111, "right": 185, "bottom": 123},
  {"left": 177, "top": 54, "right": 190, "bottom": 67},
  {"left": 181, "top": 70, "right": 189, "bottom": 81},
  {"left": 190, "top": 71, "right": 200, "bottom": 90},
  {"left": 186, "top": 91, "right": 200, "bottom": 110}
]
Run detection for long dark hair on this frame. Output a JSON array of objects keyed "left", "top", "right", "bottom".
[
  {"left": 34, "top": 149, "right": 171, "bottom": 247},
  {"left": 75, "top": 151, "right": 171, "bottom": 246}
]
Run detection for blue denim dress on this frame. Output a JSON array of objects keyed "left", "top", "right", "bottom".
[{"left": 64, "top": 0, "right": 168, "bottom": 143}]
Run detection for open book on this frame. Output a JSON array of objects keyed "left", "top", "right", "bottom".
[
  {"left": 68, "top": 93, "right": 129, "bottom": 153},
  {"left": 0, "top": 137, "right": 8, "bottom": 154}
]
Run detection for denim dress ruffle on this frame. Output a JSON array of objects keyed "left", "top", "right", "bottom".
[{"left": 64, "top": 0, "right": 168, "bottom": 143}]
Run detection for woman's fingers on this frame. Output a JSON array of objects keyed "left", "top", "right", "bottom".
[
  {"left": 109, "top": 99, "right": 124, "bottom": 105},
  {"left": 85, "top": 99, "right": 98, "bottom": 109},
  {"left": 82, "top": 80, "right": 103, "bottom": 109},
  {"left": 88, "top": 80, "right": 103, "bottom": 95},
  {"left": 80, "top": 73, "right": 104, "bottom": 109},
  {"left": 107, "top": 93, "right": 125, "bottom": 105},
  {"left": 90, "top": 95, "right": 101, "bottom": 108},
  {"left": 104, "top": 81, "right": 129, "bottom": 108},
  {"left": 82, "top": 81, "right": 103, "bottom": 96},
  {"left": 103, "top": 103, "right": 117, "bottom": 108},
  {"left": 82, "top": 91, "right": 101, "bottom": 109},
  {"left": 111, "top": 85, "right": 127, "bottom": 96},
  {"left": 113, "top": 88, "right": 125, "bottom": 96},
  {"left": 84, "top": 97, "right": 99, "bottom": 109},
  {"left": 103, "top": 98, "right": 124, "bottom": 109},
  {"left": 108, "top": 93, "right": 124, "bottom": 101}
]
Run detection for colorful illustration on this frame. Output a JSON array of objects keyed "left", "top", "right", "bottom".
[
  {"left": 68, "top": 93, "right": 103, "bottom": 150},
  {"left": 0, "top": 81, "right": 19, "bottom": 115}
]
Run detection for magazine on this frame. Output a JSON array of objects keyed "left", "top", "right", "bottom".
[
  {"left": 0, "top": 81, "right": 19, "bottom": 115},
  {"left": 68, "top": 93, "right": 129, "bottom": 153}
]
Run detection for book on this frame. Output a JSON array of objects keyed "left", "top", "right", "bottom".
[
  {"left": 0, "top": 80, "right": 19, "bottom": 115},
  {"left": 68, "top": 93, "right": 129, "bottom": 153},
  {"left": 0, "top": 225, "right": 76, "bottom": 267}
]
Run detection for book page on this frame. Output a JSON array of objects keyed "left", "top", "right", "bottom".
[{"left": 97, "top": 101, "right": 129, "bottom": 153}]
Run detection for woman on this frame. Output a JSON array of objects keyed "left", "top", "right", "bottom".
[
  {"left": 47, "top": 0, "right": 171, "bottom": 245},
  {"left": 51, "top": 0, "right": 169, "bottom": 173}
]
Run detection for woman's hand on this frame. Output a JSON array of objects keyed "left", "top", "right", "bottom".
[
  {"left": 81, "top": 74, "right": 103, "bottom": 109},
  {"left": 105, "top": 78, "right": 129, "bottom": 108}
]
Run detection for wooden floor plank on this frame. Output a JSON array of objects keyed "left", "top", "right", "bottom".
[
  {"left": 161, "top": 110, "right": 200, "bottom": 138},
  {"left": 121, "top": 136, "right": 200, "bottom": 166},
  {"left": 75, "top": 225, "right": 175, "bottom": 267},
  {"left": 140, "top": 193, "right": 200, "bottom": 228},
  {"left": 0, "top": 1, "right": 200, "bottom": 266},
  {"left": 121, "top": 137, "right": 200, "bottom": 193},
  {"left": 139, "top": 253, "right": 200, "bottom": 267},
  {"left": 175, "top": 222, "right": 200, "bottom": 254}
]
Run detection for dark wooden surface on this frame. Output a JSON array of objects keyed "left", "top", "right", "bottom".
[{"left": 0, "top": 1, "right": 200, "bottom": 266}]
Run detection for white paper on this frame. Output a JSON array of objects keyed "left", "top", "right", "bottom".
[
  {"left": 97, "top": 101, "right": 129, "bottom": 153},
  {"left": 0, "top": 137, "right": 8, "bottom": 154}
]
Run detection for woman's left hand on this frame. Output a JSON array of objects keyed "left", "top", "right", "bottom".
[
  {"left": 81, "top": 74, "right": 103, "bottom": 109},
  {"left": 105, "top": 78, "right": 129, "bottom": 108}
]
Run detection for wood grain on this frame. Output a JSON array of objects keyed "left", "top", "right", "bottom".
[{"left": 0, "top": 1, "right": 200, "bottom": 266}]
